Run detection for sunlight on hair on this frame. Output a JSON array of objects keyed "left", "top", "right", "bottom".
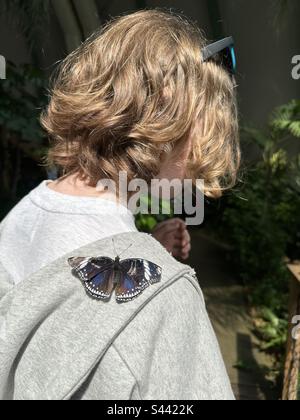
[{"left": 41, "top": 9, "right": 240, "bottom": 199}]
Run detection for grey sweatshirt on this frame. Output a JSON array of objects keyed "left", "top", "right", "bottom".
[
  {"left": 0, "top": 232, "right": 234, "bottom": 400},
  {"left": 0, "top": 181, "right": 137, "bottom": 285}
]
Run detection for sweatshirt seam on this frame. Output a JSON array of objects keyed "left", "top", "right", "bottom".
[
  {"left": 28, "top": 195, "right": 133, "bottom": 217},
  {"left": 0, "top": 260, "right": 14, "bottom": 287},
  {"left": 28, "top": 185, "right": 135, "bottom": 220},
  {"left": 28, "top": 205, "right": 44, "bottom": 242},
  {"left": 112, "top": 343, "right": 143, "bottom": 400},
  {"left": 182, "top": 273, "right": 206, "bottom": 307}
]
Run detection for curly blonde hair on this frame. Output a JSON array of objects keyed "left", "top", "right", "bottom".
[{"left": 41, "top": 9, "right": 240, "bottom": 198}]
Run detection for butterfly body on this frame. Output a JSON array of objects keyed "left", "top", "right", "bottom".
[
  {"left": 68, "top": 254, "right": 162, "bottom": 303},
  {"left": 111, "top": 256, "right": 124, "bottom": 282}
]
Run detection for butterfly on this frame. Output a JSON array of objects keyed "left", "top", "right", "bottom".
[{"left": 68, "top": 242, "right": 162, "bottom": 303}]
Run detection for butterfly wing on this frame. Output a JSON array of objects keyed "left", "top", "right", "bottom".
[
  {"left": 114, "top": 271, "right": 143, "bottom": 303},
  {"left": 68, "top": 257, "right": 115, "bottom": 300},
  {"left": 115, "top": 259, "right": 162, "bottom": 303}
]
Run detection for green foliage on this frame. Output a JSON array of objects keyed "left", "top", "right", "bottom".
[
  {"left": 220, "top": 100, "right": 300, "bottom": 358},
  {"left": 272, "top": 100, "right": 300, "bottom": 138},
  {"left": 0, "top": 62, "right": 47, "bottom": 203},
  {"left": 257, "top": 307, "right": 288, "bottom": 352},
  {"left": 135, "top": 195, "right": 175, "bottom": 232},
  {"left": 233, "top": 360, "right": 253, "bottom": 373}
]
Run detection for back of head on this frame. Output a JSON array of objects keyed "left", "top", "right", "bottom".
[{"left": 42, "top": 9, "right": 240, "bottom": 198}]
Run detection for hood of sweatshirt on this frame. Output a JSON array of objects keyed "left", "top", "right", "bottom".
[{"left": 0, "top": 232, "right": 196, "bottom": 400}]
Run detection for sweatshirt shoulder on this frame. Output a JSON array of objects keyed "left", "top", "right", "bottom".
[
  {"left": 117, "top": 272, "right": 206, "bottom": 337},
  {"left": 146, "top": 272, "right": 205, "bottom": 314},
  {"left": 0, "top": 192, "right": 41, "bottom": 235},
  {"left": 112, "top": 273, "right": 234, "bottom": 400},
  {"left": 0, "top": 190, "right": 43, "bottom": 283}
]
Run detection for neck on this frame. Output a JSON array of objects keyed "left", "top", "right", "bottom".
[{"left": 48, "top": 173, "right": 119, "bottom": 202}]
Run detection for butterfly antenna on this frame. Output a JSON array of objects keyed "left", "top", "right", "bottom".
[
  {"left": 118, "top": 243, "right": 133, "bottom": 259},
  {"left": 112, "top": 238, "right": 118, "bottom": 257}
]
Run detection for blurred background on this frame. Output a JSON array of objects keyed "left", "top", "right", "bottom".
[{"left": 0, "top": 0, "right": 300, "bottom": 400}]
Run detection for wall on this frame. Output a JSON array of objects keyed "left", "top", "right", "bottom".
[
  {"left": 0, "top": 0, "right": 299, "bottom": 127},
  {"left": 219, "top": 0, "right": 300, "bottom": 126}
]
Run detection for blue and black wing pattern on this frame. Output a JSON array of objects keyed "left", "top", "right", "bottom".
[
  {"left": 68, "top": 254, "right": 162, "bottom": 303},
  {"left": 68, "top": 257, "right": 115, "bottom": 300},
  {"left": 115, "top": 259, "right": 162, "bottom": 302}
]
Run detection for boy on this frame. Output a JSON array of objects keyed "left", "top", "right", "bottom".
[{"left": 0, "top": 9, "right": 239, "bottom": 400}]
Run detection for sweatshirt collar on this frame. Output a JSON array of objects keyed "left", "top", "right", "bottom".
[{"left": 29, "top": 181, "right": 135, "bottom": 222}]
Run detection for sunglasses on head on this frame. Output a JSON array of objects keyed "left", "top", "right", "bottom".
[{"left": 202, "top": 36, "right": 236, "bottom": 76}]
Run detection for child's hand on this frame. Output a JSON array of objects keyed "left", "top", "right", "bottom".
[{"left": 152, "top": 218, "right": 191, "bottom": 261}]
